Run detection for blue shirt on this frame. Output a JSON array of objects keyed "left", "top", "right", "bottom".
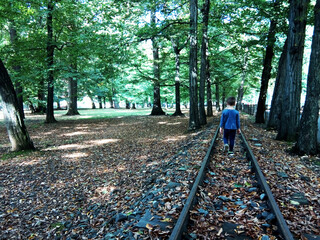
[{"left": 220, "top": 109, "right": 240, "bottom": 130}]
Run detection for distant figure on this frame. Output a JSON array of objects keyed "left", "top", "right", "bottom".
[{"left": 219, "top": 97, "right": 241, "bottom": 155}]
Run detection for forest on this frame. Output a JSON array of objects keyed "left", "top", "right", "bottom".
[
  {"left": 0, "top": 0, "right": 320, "bottom": 239},
  {"left": 0, "top": 0, "right": 319, "bottom": 149}
]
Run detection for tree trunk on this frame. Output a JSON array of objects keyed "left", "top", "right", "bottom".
[
  {"left": 132, "top": 103, "right": 136, "bottom": 109},
  {"left": 103, "top": 97, "right": 106, "bottom": 108},
  {"left": 296, "top": 0, "right": 320, "bottom": 155},
  {"left": 206, "top": 61, "right": 213, "bottom": 116},
  {"left": 222, "top": 87, "right": 226, "bottom": 110},
  {"left": 45, "top": 0, "right": 57, "bottom": 123},
  {"left": 150, "top": 10, "right": 165, "bottom": 116},
  {"left": 277, "top": 0, "right": 309, "bottom": 141},
  {"left": 267, "top": 39, "right": 288, "bottom": 129},
  {"left": 214, "top": 81, "right": 221, "bottom": 112},
  {"left": 0, "top": 59, "right": 35, "bottom": 151},
  {"left": 35, "top": 79, "right": 46, "bottom": 113},
  {"left": 236, "top": 77, "right": 245, "bottom": 111},
  {"left": 189, "top": 0, "right": 200, "bottom": 130},
  {"left": 126, "top": 100, "right": 130, "bottom": 109},
  {"left": 66, "top": 63, "right": 79, "bottom": 115},
  {"left": 9, "top": 22, "right": 24, "bottom": 119},
  {"left": 256, "top": 19, "right": 277, "bottom": 123},
  {"left": 98, "top": 96, "right": 103, "bottom": 109},
  {"left": 171, "top": 38, "right": 184, "bottom": 116},
  {"left": 199, "top": 0, "right": 210, "bottom": 125}
]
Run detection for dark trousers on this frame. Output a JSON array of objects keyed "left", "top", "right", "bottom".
[{"left": 223, "top": 129, "right": 236, "bottom": 151}]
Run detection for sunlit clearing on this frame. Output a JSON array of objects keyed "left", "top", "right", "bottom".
[
  {"left": 63, "top": 152, "right": 88, "bottom": 159},
  {"left": 51, "top": 144, "right": 87, "bottom": 150},
  {"left": 158, "top": 121, "right": 168, "bottom": 125},
  {"left": 89, "top": 139, "right": 119, "bottom": 145},
  {"left": 64, "top": 131, "right": 88, "bottom": 137}
]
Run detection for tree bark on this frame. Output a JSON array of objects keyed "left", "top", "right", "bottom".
[
  {"left": 0, "top": 59, "right": 35, "bottom": 151},
  {"left": 171, "top": 38, "right": 184, "bottom": 116},
  {"left": 98, "top": 96, "right": 103, "bottom": 109},
  {"left": 296, "top": 0, "right": 320, "bottom": 155},
  {"left": 236, "top": 77, "right": 245, "bottom": 111},
  {"left": 189, "top": 0, "right": 200, "bottom": 130},
  {"left": 150, "top": 10, "right": 165, "bottom": 116},
  {"left": 277, "top": 0, "right": 309, "bottom": 141},
  {"left": 206, "top": 61, "right": 213, "bottom": 116},
  {"left": 199, "top": 0, "right": 210, "bottom": 125},
  {"left": 222, "top": 87, "right": 226, "bottom": 110},
  {"left": 256, "top": 19, "right": 277, "bottom": 123},
  {"left": 9, "top": 22, "right": 24, "bottom": 119},
  {"left": 45, "top": 0, "right": 57, "bottom": 123},
  {"left": 66, "top": 63, "right": 79, "bottom": 115},
  {"left": 35, "top": 79, "right": 46, "bottom": 113},
  {"left": 214, "top": 81, "right": 221, "bottom": 112},
  {"left": 267, "top": 39, "right": 288, "bottom": 129},
  {"left": 125, "top": 100, "right": 130, "bottom": 109}
]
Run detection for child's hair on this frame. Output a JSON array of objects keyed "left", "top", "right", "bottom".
[{"left": 226, "top": 97, "right": 236, "bottom": 106}]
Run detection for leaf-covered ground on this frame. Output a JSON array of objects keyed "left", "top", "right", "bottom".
[
  {"left": 0, "top": 111, "right": 319, "bottom": 239},
  {"left": 0, "top": 112, "right": 216, "bottom": 239},
  {"left": 241, "top": 116, "right": 320, "bottom": 239}
]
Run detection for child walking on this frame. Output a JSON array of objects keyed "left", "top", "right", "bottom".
[{"left": 219, "top": 97, "right": 241, "bottom": 155}]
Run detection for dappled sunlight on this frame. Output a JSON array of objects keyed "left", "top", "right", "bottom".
[
  {"left": 90, "top": 185, "right": 116, "bottom": 201},
  {"left": 158, "top": 121, "right": 168, "bottom": 125},
  {"left": 63, "top": 152, "right": 89, "bottom": 160},
  {"left": 18, "top": 159, "right": 42, "bottom": 166},
  {"left": 163, "top": 135, "right": 187, "bottom": 143},
  {"left": 48, "top": 143, "right": 87, "bottom": 151},
  {"left": 89, "top": 138, "right": 120, "bottom": 145},
  {"left": 63, "top": 131, "right": 89, "bottom": 137}
]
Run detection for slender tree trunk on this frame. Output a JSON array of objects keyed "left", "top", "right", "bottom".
[
  {"left": 236, "top": 77, "right": 245, "bottom": 111},
  {"left": 267, "top": 39, "right": 288, "bottom": 129},
  {"left": 150, "top": 10, "right": 165, "bottom": 116},
  {"left": 199, "top": 0, "right": 210, "bottom": 125},
  {"left": 45, "top": 0, "right": 57, "bottom": 123},
  {"left": 103, "top": 97, "right": 106, "bottom": 108},
  {"left": 296, "top": 0, "right": 320, "bottom": 155},
  {"left": 35, "top": 79, "right": 46, "bottom": 113},
  {"left": 66, "top": 64, "right": 80, "bottom": 115},
  {"left": 0, "top": 59, "right": 35, "bottom": 151},
  {"left": 256, "top": 19, "right": 277, "bottom": 123},
  {"left": 222, "top": 87, "right": 226, "bottom": 110},
  {"left": 171, "top": 39, "right": 184, "bottom": 116},
  {"left": 9, "top": 22, "right": 24, "bottom": 119},
  {"left": 214, "top": 81, "right": 221, "bottom": 112},
  {"left": 206, "top": 61, "right": 213, "bottom": 116},
  {"left": 189, "top": 0, "right": 200, "bottom": 130},
  {"left": 125, "top": 100, "right": 130, "bottom": 109},
  {"left": 277, "top": 0, "right": 309, "bottom": 141},
  {"left": 56, "top": 100, "right": 61, "bottom": 110},
  {"left": 98, "top": 96, "right": 103, "bottom": 109}
]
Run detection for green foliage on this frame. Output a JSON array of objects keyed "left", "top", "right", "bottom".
[{"left": 0, "top": 0, "right": 305, "bottom": 110}]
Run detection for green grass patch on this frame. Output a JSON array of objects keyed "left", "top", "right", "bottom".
[
  {"left": 1, "top": 149, "right": 35, "bottom": 161},
  {"left": 0, "top": 108, "right": 179, "bottom": 125}
]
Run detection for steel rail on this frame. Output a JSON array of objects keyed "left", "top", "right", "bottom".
[
  {"left": 240, "top": 131, "right": 294, "bottom": 240},
  {"left": 169, "top": 126, "right": 219, "bottom": 240}
]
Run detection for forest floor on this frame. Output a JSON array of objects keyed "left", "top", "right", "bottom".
[{"left": 0, "top": 109, "right": 319, "bottom": 239}]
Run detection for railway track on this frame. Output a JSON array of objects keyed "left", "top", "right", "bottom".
[{"left": 169, "top": 127, "right": 294, "bottom": 240}]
